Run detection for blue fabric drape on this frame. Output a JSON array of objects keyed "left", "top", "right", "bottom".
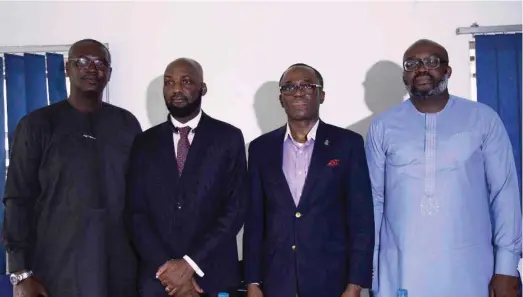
[
  {"left": 24, "top": 53, "right": 48, "bottom": 113},
  {"left": 46, "top": 53, "right": 67, "bottom": 104},
  {"left": 0, "top": 57, "right": 6, "bottom": 274},
  {"left": 5, "top": 54, "right": 27, "bottom": 144},
  {"left": 475, "top": 33, "right": 522, "bottom": 195}
]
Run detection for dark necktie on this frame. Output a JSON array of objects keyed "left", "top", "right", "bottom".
[{"left": 176, "top": 127, "right": 191, "bottom": 175}]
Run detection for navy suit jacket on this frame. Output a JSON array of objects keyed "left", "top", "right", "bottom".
[
  {"left": 243, "top": 121, "right": 374, "bottom": 297},
  {"left": 126, "top": 113, "right": 248, "bottom": 297}
]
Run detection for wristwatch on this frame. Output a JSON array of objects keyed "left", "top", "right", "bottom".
[{"left": 9, "top": 271, "right": 33, "bottom": 285}]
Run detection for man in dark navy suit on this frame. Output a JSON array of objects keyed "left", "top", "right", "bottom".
[
  {"left": 127, "top": 58, "right": 248, "bottom": 297},
  {"left": 243, "top": 64, "right": 374, "bottom": 297}
]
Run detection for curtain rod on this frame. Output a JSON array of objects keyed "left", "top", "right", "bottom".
[
  {"left": 456, "top": 24, "right": 522, "bottom": 35},
  {"left": 0, "top": 43, "right": 109, "bottom": 54}
]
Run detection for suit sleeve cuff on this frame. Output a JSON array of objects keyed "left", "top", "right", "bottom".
[
  {"left": 372, "top": 249, "right": 379, "bottom": 292},
  {"left": 6, "top": 250, "right": 29, "bottom": 273},
  {"left": 183, "top": 255, "right": 205, "bottom": 277},
  {"left": 495, "top": 248, "right": 520, "bottom": 276}
]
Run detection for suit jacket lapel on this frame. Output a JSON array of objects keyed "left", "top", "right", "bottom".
[
  {"left": 179, "top": 112, "right": 213, "bottom": 181},
  {"left": 157, "top": 122, "right": 179, "bottom": 192},
  {"left": 266, "top": 126, "right": 296, "bottom": 209},
  {"left": 299, "top": 121, "right": 332, "bottom": 206}
]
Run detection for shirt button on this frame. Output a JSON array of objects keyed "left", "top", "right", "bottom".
[
  {"left": 292, "top": 245, "right": 296, "bottom": 250},
  {"left": 295, "top": 212, "right": 302, "bottom": 218}
]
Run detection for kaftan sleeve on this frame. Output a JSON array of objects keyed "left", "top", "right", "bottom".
[
  {"left": 483, "top": 111, "right": 522, "bottom": 277},
  {"left": 2, "top": 116, "right": 43, "bottom": 273},
  {"left": 365, "top": 119, "right": 387, "bottom": 291}
]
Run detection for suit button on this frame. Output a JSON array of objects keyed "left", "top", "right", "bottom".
[
  {"left": 295, "top": 212, "right": 302, "bottom": 218},
  {"left": 291, "top": 245, "right": 296, "bottom": 250}
]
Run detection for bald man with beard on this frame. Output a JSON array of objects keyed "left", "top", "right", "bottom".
[
  {"left": 366, "top": 39, "right": 521, "bottom": 297},
  {"left": 127, "top": 58, "right": 248, "bottom": 297}
]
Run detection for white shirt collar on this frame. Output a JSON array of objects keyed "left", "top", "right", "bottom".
[
  {"left": 169, "top": 109, "right": 203, "bottom": 132},
  {"left": 285, "top": 119, "right": 320, "bottom": 143}
]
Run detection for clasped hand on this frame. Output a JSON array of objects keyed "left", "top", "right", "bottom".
[{"left": 156, "top": 259, "right": 203, "bottom": 296}]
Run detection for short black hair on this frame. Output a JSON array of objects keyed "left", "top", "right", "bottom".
[
  {"left": 279, "top": 63, "right": 324, "bottom": 89},
  {"left": 68, "top": 38, "right": 111, "bottom": 63}
]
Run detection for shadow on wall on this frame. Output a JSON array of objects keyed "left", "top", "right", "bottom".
[
  {"left": 237, "top": 81, "right": 286, "bottom": 261},
  {"left": 246, "top": 81, "right": 287, "bottom": 152},
  {"left": 146, "top": 75, "right": 168, "bottom": 128},
  {"left": 348, "top": 60, "right": 407, "bottom": 140}
]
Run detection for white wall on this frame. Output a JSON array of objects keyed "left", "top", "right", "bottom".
[
  {"left": 1, "top": 0, "right": 521, "bottom": 268},
  {"left": 1, "top": 1, "right": 521, "bottom": 139}
]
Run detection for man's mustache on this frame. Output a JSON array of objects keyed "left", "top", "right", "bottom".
[
  {"left": 170, "top": 94, "right": 187, "bottom": 101},
  {"left": 414, "top": 73, "right": 434, "bottom": 80}
]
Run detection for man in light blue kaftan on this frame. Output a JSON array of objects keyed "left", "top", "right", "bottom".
[{"left": 366, "top": 39, "right": 522, "bottom": 297}]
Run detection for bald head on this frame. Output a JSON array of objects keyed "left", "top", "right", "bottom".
[
  {"left": 69, "top": 38, "right": 111, "bottom": 63},
  {"left": 163, "top": 58, "right": 207, "bottom": 120},
  {"left": 403, "top": 39, "right": 449, "bottom": 62},
  {"left": 402, "top": 39, "right": 452, "bottom": 99},
  {"left": 165, "top": 58, "right": 204, "bottom": 81}
]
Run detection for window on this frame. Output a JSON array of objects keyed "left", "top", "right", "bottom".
[
  {"left": 0, "top": 44, "right": 110, "bottom": 171},
  {"left": 469, "top": 40, "right": 477, "bottom": 101}
]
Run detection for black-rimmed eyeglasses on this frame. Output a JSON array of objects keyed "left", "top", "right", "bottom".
[
  {"left": 280, "top": 83, "right": 322, "bottom": 95},
  {"left": 69, "top": 57, "right": 110, "bottom": 70},
  {"left": 403, "top": 56, "right": 447, "bottom": 72}
]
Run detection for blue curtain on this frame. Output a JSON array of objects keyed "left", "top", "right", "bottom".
[
  {"left": 0, "top": 52, "right": 66, "bottom": 275},
  {"left": 24, "top": 53, "right": 49, "bottom": 113},
  {"left": 5, "top": 54, "right": 27, "bottom": 144},
  {"left": 475, "top": 33, "right": 522, "bottom": 195},
  {"left": 46, "top": 53, "right": 67, "bottom": 104},
  {"left": 0, "top": 57, "right": 6, "bottom": 275}
]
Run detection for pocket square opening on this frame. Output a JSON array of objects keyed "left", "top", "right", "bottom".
[{"left": 327, "top": 159, "right": 340, "bottom": 166}]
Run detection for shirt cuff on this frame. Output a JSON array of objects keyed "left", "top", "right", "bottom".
[
  {"left": 6, "top": 251, "right": 28, "bottom": 274},
  {"left": 183, "top": 255, "right": 205, "bottom": 277},
  {"left": 495, "top": 248, "right": 520, "bottom": 276}
]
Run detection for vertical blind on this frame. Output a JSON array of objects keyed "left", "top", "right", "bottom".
[
  {"left": 0, "top": 52, "right": 67, "bottom": 273},
  {"left": 475, "top": 33, "right": 522, "bottom": 196}
]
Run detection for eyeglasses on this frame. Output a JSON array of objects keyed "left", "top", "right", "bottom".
[
  {"left": 403, "top": 56, "right": 447, "bottom": 72},
  {"left": 280, "top": 83, "right": 322, "bottom": 95},
  {"left": 69, "top": 57, "right": 110, "bottom": 70}
]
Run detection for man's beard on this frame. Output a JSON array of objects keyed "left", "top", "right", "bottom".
[
  {"left": 166, "top": 90, "right": 203, "bottom": 118},
  {"left": 405, "top": 73, "right": 449, "bottom": 99}
]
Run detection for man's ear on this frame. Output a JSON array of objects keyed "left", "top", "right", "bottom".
[
  {"left": 107, "top": 67, "right": 112, "bottom": 82},
  {"left": 279, "top": 95, "right": 284, "bottom": 108},
  {"left": 201, "top": 82, "right": 208, "bottom": 96},
  {"left": 65, "top": 61, "right": 71, "bottom": 77},
  {"left": 319, "top": 91, "right": 325, "bottom": 104},
  {"left": 445, "top": 66, "right": 452, "bottom": 79}
]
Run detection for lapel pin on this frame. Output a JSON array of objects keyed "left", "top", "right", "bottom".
[{"left": 324, "top": 139, "right": 329, "bottom": 146}]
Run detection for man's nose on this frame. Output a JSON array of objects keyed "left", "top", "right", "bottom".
[
  {"left": 85, "top": 62, "right": 98, "bottom": 73},
  {"left": 170, "top": 81, "right": 183, "bottom": 92},
  {"left": 294, "top": 87, "right": 305, "bottom": 97}
]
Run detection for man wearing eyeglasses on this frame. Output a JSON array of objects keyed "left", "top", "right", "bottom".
[
  {"left": 243, "top": 63, "right": 375, "bottom": 297},
  {"left": 2, "top": 39, "right": 142, "bottom": 297},
  {"left": 366, "top": 39, "right": 521, "bottom": 297}
]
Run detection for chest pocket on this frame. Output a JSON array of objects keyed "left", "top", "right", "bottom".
[
  {"left": 439, "top": 130, "right": 482, "bottom": 169},
  {"left": 386, "top": 141, "right": 422, "bottom": 167}
]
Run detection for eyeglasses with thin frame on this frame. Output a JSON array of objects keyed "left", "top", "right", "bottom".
[
  {"left": 403, "top": 56, "right": 447, "bottom": 72},
  {"left": 280, "top": 83, "right": 322, "bottom": 95},
  {"left": 69, "top": 56, "right": 110, "bottom": 70}
]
